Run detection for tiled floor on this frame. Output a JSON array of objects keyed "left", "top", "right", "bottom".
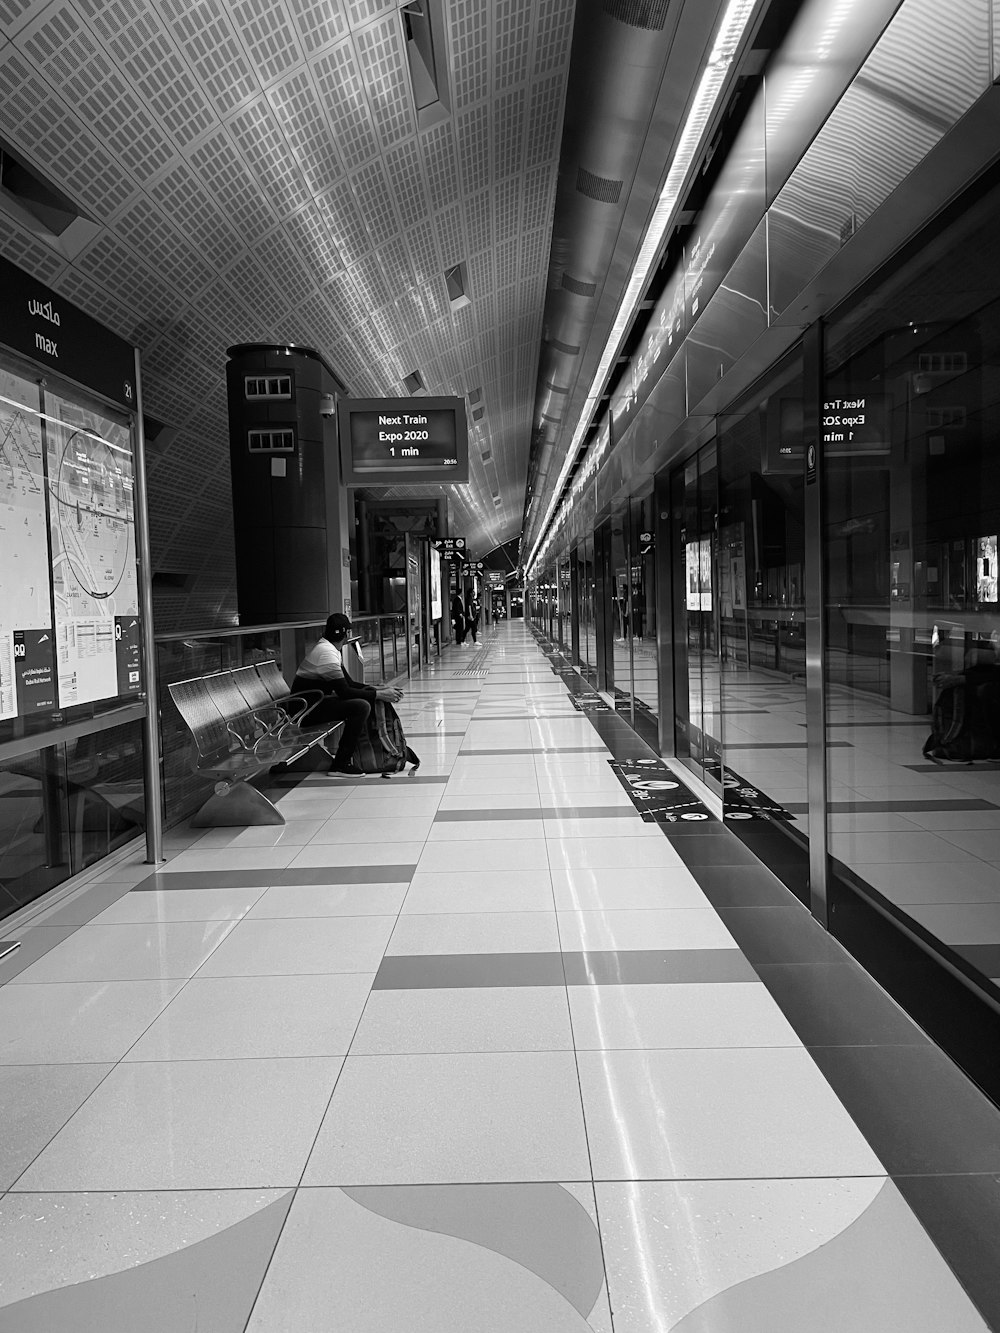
[{"left": 1, "top": 623, "right": 1000, "bottom": 1330}]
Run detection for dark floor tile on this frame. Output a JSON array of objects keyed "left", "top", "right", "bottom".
[
  {"left": 894, "top": 1173, "right": 1000, "bottom": 1330},
  {"left": 809, "top": 1045, "right": 1000, "bottom": 1174},
  {"left": 137, "top": 865, "right": 415, "bottom": 890},
  {"left": 755, "top": 962, "right": 930, "bottom": 1048},
  {"left": 692, "top": 865, "right": 794, "bottom": 907},
  {"left": 561, "top": 948, "right": 757, "bottom": 985},
  {"left": 668, "top": 834, "right": 762, "bottom": 867},
  {"left": 0, "top": 926, "right": 78, "bottom": 983},
  {"left": 715, "top": 905, "right": 846, "bottom": 965}
]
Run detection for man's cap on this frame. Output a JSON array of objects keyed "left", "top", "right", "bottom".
[{"left": 324, "top": 612, "right": 353, "bottom": 637}]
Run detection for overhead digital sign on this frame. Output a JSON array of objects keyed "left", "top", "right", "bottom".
[{"left": 339, "top": 395, "right": 468, "bottom": 486}]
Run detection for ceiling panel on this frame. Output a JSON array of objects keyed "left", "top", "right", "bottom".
[{"left": 0, "top": 0, "right": 576, "bottom": 627}]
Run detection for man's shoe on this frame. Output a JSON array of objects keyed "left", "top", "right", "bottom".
[{"left": 328, "top": 759, "right": 366, "bottom": 776}]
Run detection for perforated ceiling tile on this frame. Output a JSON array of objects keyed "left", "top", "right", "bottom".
[
  {"left": 384, "top": 138, "right": 429, "bottom": 229},
  {"left": 230, "top": 0, "right": 301, "bottom": 85},
  {"left": 533, "top": 0, "right": 574, "bottom": 76},
  {"left": 76, "top": 230, "right": 182, "bottom": 319},
  {"left": 495, "top": 176, "right": 521, "bottom": 240},
  {"left": 318, "top": 177, "right": 372, "bottom": 266},
  {"left": 450, "top": 0, "right": 490, "bottom": 109},
  {"left": 495, "top": 0, "right": 532, "bottom": 89},
  {"left": 269, "top": 69, "right": 343, "bottom": 194},
  {"left": 352, "top": 157, "right": 401, "bottom": 246},
  {"left": 253, "top": 228, "right": 318, "bottom": 305},
  {"left": 79, "top": 3, "right": 218, "bottom": 149},
  {"left": 230, "top": 98, "right": 312, "bottom": 216},
  {"left": 421, "top": 121, "right": 460, "bottom": 211},
  {"left": 197, "top": 277, "right": 262, "bottom": 336},
  {"left": 457, "top": 104, "right": 490, "bottom": 193},
  {"left": 325, "top": 269, "right": 370, "bottom": 331},
  {"left": 313, "top": 39, "right": 379, "bottom": 169},
  {"left": 160, "top": 0, "right": 258, "bottom": 117},
  {"left": 0, "top": 218, "right": 66, "bottom": 284},
  {"left": 288, "top": 0, "right": 347, "bottom": 53},
  {"left": 189, "top": 130, "right": 277, "bottom": 243},
  {"left": 350, "top": 249, "right": 391, "bottom": 306},
  {"left": 525, "top": 74, "right": 563, "bottom": 169},
  {"left": 286, "top": 203, "right": 343, "bottom": 278},
  {"left": 464, "top": 188, "right": 492, "bottom": 252},
  {"left": 347, "top": 0, "right": 394, "bottom": 28},
  {"left": 355, "top": 16, "right": 413, "bottom": 147},
  {"left": 115, "top": 195, "right": 216, "bottom": 299},
  {"left": 493, "top": 88, "right": 525, "bottom": 181},
  {"left": 224, "top": 251, "right": 291, "bottom": 326},
  {"left": 433, "top": 200, "right": 465, "bottom": 268}
]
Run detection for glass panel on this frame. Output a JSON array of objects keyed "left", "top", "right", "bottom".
[
  {"left": 0, "top": 747, "right": 69, "bottom": 921},
  {"left": 579, "top": 535, "right": 597, "bottom": 682},
  {"left": 610, "top": 513, "right": 631, "bottom": 716},
  {"left": 718, "top": 352, "right": 807, "bottom": 836},
  {"left": 629, "top": 493, "right": 659, "bottom": 743},
  {"left": 674, "top": 443, "right": 720, "bottom": 787},
  {"left": 65, "top": 719, "right": 146, "bottom": 873},
  {"left": 823, "top": 178, "right": 1000, "bottom": 1002}
]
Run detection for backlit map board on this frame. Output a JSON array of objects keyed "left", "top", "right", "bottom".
[{"left": 0, "top": 362, "right": 141, "bottom": 722}]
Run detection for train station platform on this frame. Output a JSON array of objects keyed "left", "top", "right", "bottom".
[{"left": 1, "top": 622, "right": 999, "bottom": 1331}]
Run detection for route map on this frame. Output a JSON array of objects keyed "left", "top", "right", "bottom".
[
  {"left": 45, "top": 392, "right": 140, "bottom": 709},
  {"left": 0, "top": 370, "right": 54, "bottom": 720}
]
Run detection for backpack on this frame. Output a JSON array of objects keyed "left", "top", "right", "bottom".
[
  {"left": 923, "top": 666, "right": 1000, "bottom": 762},
  {"left": 353, "top": 701, "right": 421, "bottom": 777}
]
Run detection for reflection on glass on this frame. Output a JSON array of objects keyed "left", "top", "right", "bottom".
[
  {"left": 823, "top": 179, "right": 1000, "bottom": 1000},
  {"left": 718, "top": 352, "right": 807, "bottom": 839}
]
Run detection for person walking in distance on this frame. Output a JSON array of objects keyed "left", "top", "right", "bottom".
[
  {"left": 466, "top": 592, "right": 481, "bottom": 644},
  {"left": 451, "top": 591, "right": 466, "bottom": 646},
  {"left": 290, "top": 613, "right": 402, "bottom": 775}
]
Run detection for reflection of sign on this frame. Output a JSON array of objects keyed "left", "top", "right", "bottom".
[
  {"left": 822, "top": 394, "right": 888, "bottom": 455},
  {"left": 685, "top": 539, "right": 712, "bottom": 612}
]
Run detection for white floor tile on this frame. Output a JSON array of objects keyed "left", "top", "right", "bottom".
[
  {"left": 352, "top": 987, "right": 573, "bottom": 1054},
  {"left": 388, "top": 911, "right": 559, "bottom": 955},
  {"left": 195, "top": 915, "right": 395, "bottom": 976}
]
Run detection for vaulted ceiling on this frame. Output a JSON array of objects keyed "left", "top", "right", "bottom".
[{"left": 0, "top": 0, "right": 750, "bottom": 629}]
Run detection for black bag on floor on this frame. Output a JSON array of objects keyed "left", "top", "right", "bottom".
[
  {"left": 353, "top": 701, "right": 420, "bottom": 777},
  {"left": 923, "top": 665, "right": 1000, "bottom": 762}
]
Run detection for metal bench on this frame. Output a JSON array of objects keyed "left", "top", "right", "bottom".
[{"left": 168, "top": 664, "right": 344, "bottom": 826}]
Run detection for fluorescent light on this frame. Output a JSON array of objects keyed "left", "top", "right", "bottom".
[{"left": 526, "top": 0, "right": 758, "bottom": 575}]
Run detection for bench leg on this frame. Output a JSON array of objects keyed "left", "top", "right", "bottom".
[{"left": 191, "top": 780, "right": 284, "bottom": 827}]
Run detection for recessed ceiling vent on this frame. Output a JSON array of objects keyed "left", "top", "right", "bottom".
[
  {"left": 468, "top": 386, "right": 482, "bottom": 403},
  {"left": 446, "top": 262, "right": 470, "bottom": 311},
  {"left": 562, "top": 274, "right": 597, "bottom": 298},
  {"left": 403, "top": 370, "right": 426, "bottom": 395},
  {"left": 576, "top": 167, "right": 623, "bottom": 204},
  {"left": 472, "top": 406, "right": 484, "bottom": 421},
  {"left": 603, "top": 0, "right": 670, "bottom": 30},
  {"left": 481, "top": 448, "right": 492, "bottom": 460},
  {"left": 401, "top": 0, "right": 449, "bottom": 124}
]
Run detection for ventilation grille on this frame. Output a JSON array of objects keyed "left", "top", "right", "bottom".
[
  {"left": 576, "top": 167, "right": 623, "bottom": 204},
  {"left": 248, "top": 428, "right": 295, "bottom": 453},
  {"left": 561, "top": 273, "right": 597, "bottom": 297},
  {"left": 602, "top": 0, "right": 670, "bottom": 30},
  {"left": 245, "top": 375, "right": 292, "bottom": 400}
]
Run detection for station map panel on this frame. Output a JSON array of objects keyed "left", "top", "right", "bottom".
[{"left": 0, "top": 370, "right": 140, "bottom": 722}]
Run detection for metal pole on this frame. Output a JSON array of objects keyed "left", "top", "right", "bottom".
[{"left": 132, "top": 347, "right": 164, "bottom": 864}]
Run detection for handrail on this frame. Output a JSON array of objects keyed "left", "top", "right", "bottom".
[{"left": 154, "top": 611, "right": 395, "bottom": 643}]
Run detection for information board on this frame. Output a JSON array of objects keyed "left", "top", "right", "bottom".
[
  {"left": 0, "top": 359, "right": 141, "bottom": 723},
  {"left": 45, "top": 391, "right": 141, "bottom": 708},
  {"left": 0, "top": 369, "right": 56, "bottom": 719},
  {"left": 339, "top": 396, "right": 469, "bottom": 485}
]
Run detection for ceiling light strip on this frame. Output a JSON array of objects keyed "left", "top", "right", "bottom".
[{"left": 526, "top": 0, "right": 759, "bottom": 576}]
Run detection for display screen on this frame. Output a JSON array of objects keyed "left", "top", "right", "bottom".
[
  {"left": 430, "top": 549, "right": 442, "bottom": 621},
  {"left": 339, "top": 395, "right": 469, "bottom": 485},
  {"left": 0, "top": 360, "right": 141, "bottom": 724}
]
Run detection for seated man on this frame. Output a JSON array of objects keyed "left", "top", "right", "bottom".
[{"left": 291, "top": 613, "right": 403, "bottom": 775}]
